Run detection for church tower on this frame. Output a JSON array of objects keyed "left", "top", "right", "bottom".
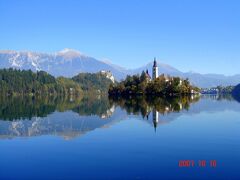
[{"left": 152, "top": 57, "right": 158, "bottom": 80}]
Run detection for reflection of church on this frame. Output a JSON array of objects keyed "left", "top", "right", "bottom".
[
  {"left": 150, "top": 105, "right": 184, "bottom": 132},
  {"left": 146, "top": 108, "right": 160, "bottom": 132},
  {"left": 152, "top": 109, "right": 159, "bottom": 132}
]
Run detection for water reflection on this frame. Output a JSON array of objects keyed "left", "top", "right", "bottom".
[
  {"left": 0, "top": 95, "right": 113, "bottom": 120},
  {"left": 0, "top": 94, "right": 239, "bottom": 139},
  {"left": 0, "top": 95, "right": 122, "bottom": 139},
  {"left": 109, "top": 95, "right": 200, "bottom": 131}
]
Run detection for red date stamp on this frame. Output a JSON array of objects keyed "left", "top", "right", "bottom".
[{"left": 179, "top": 160, "right": 217, "bottom": 167}]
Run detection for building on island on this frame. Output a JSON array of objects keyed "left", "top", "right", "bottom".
[
  {"left": 145, "top": 58, "right": 183, "bottom": 86},
  {"left": 145, "top": 69, "right": 151, "bottom": 83}
]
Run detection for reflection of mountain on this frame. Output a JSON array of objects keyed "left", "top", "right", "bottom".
[
  {"left": 0, "top": 108, "right": 127, "bottom": 140},
  {"left": 0, "top": 94, "right": 240, "bottom": 139},
  {"left": 0, "top": 95, "right": 123, "bottom": 139},
  {"left": 0, "top": 95, "right": 196, "bottom": 139},
  {"left": 0, "top": 95, "right": 129, "bottom": 139}
]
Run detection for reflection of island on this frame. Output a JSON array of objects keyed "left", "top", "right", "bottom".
[{"left": 109, "top": 95, "right": 201, "bottom": 131}]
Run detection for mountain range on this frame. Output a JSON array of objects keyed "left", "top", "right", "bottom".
[{"left": 0, "top": 48, "right": 239, "bottom": 88}]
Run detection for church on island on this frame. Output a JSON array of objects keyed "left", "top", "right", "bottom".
[{"left": 144, "top": 57, "right": 182, "bottom": 86}]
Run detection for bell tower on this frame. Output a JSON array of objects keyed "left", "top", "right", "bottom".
[{"left": 152, "top": 57, "right": 158, "bottom": 80}]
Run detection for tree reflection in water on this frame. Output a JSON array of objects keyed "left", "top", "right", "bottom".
[
  {"left": 109, "top": 95, "right": 200, "bottom": 131},
  {"left": 0, "top": 94, "right": 201, "bottom": 121},
  {"left": 109, "top": 95, "right": 200, "bottom": 117},
  {"left": 0, "top": 94, "right": 202, "bottom": 139}
]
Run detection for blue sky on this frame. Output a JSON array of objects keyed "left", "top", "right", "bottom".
[{"left": 0, "top": 0, "right": 240, "bottom": 75}]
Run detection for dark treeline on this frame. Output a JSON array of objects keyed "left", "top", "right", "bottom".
[
  {"left": 109, "top": 71, "right": 200, "bottom": 96},
  {"left": 232, "top": 84, "right": 240, "bottom": 102},
  {"left": 0, "top": 68, "right": 82, "bottom": 96},
  {"left": 0, "top": 69, "right": 114, "bottom": 96},
  {"left": 0, "top": 95, "right": 59, "bottom": 120}
]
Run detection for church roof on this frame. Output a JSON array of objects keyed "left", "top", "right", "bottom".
[
  {"left": 145, "top": 70, "right": 151, "bottom": 79},
  {"left": 153, "top": 57, "right": 157, "bottom": 67}
]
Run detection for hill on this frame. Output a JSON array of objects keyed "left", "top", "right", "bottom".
[
  {"left": 0, "top": 68, "right": 82, "bottom": 95},
  {"left": 72, "top": 72, "right": 113, "bottom": 93},
  {"left": 232, "top": 84, "right": 240, "bottom": 102}
]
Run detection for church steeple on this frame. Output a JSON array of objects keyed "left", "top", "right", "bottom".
[
  {"left": 152, "top": 57, "right": 158, "bottom": 80},
  {"left": 153, "top": 57, "right": 157, "bottom": 67}
]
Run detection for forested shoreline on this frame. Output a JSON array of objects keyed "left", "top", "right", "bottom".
[{"left": 0, "top": 68, "right": 113, "bottom": 96}]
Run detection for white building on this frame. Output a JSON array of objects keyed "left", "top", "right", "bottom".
[
  {"left": 100, "top": 70, "right": 115, "bottom": 83},
  {"left": 146, "top": 58, "right": 183, "bottom": 87}
]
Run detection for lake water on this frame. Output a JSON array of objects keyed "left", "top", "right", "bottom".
[{"left": 0, "top": 95, "right": 240, "bottom": 179}]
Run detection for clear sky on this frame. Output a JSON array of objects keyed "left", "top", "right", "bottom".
[{"left": 0, "top": 0, "right": 240, "bottom": 75}]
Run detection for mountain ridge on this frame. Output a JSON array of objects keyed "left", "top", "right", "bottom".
[{"left": 0, "top": 49, "right": 240, "bottom": 88}]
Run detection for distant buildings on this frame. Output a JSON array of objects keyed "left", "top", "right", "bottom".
[
  {"left": 201, "top": 86, "right": 234, "bottom": 94},
  {"left": 100, "top": 70, "right": 115, "bottom": 83}
]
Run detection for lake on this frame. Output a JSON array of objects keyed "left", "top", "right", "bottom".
[{"left": 0, "top": 94, "right": 240, "bottom": 179}]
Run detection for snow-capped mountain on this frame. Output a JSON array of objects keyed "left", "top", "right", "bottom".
[
  {"left": 0, "top": 49, "right": 240, "bottom": 87},
  {"left": 0, "top": 49, "right": 127, "bottom": 79}
]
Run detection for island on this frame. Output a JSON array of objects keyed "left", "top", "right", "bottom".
[{"left": 108, "top": 58, "right": 200, "bottom": 96}]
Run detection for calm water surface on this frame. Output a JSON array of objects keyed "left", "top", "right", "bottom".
[{"left": 0, "top": 95, "right": 240, "bottom": 179}]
